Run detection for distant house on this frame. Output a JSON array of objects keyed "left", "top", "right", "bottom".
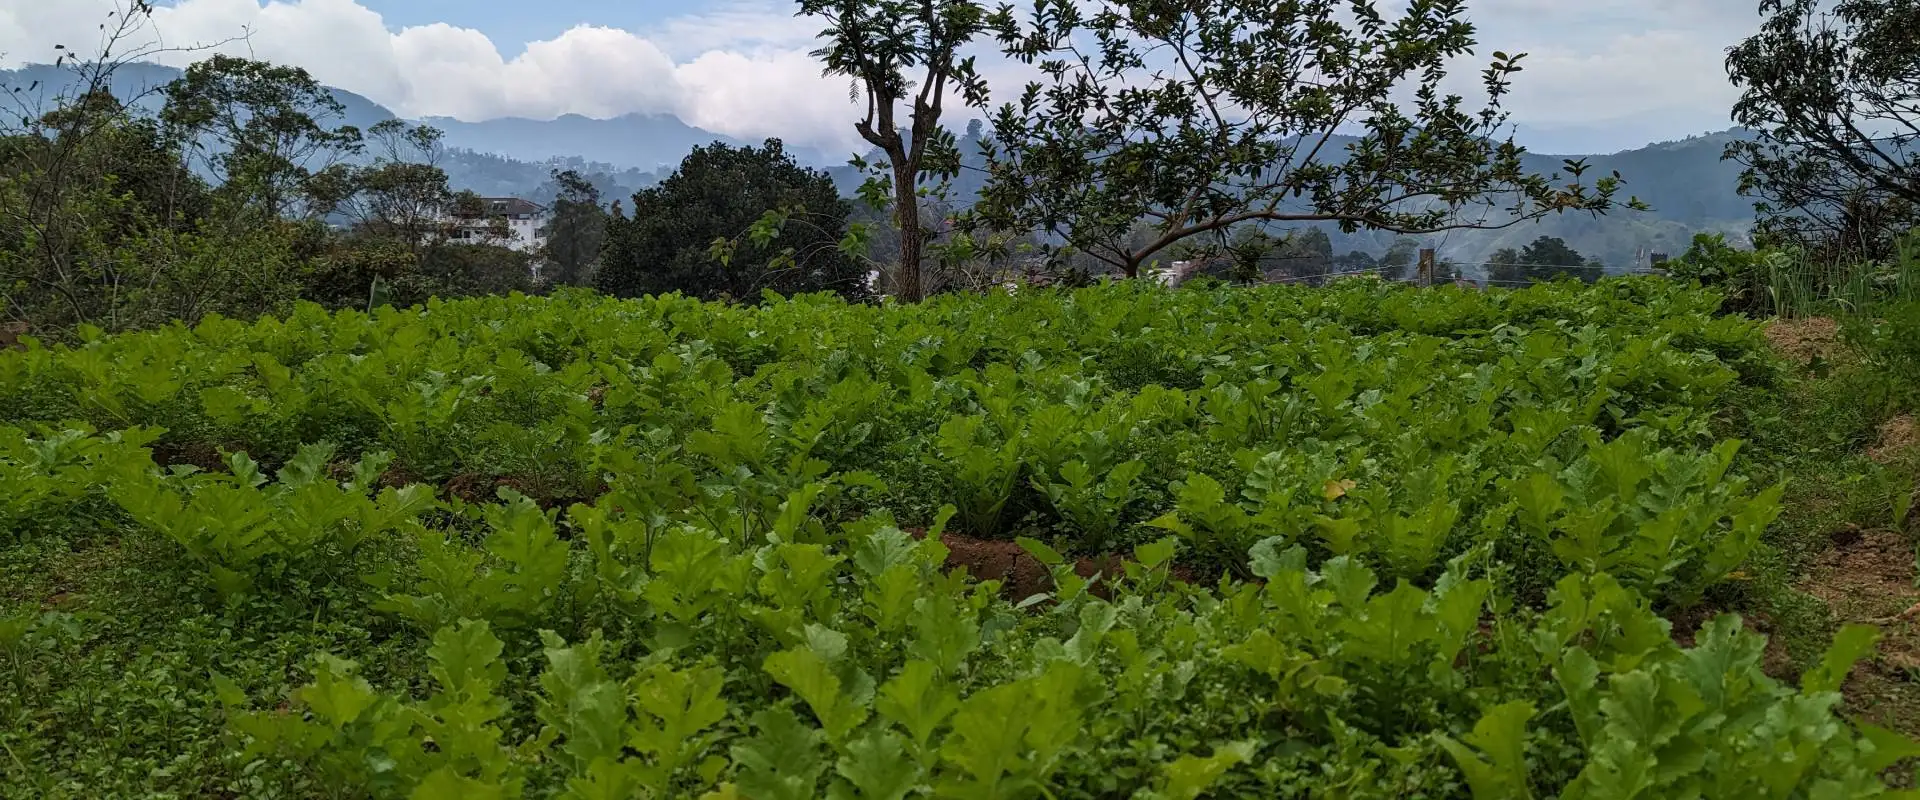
[
  {"left": 1153, "top": 257, "right": 1240, "bottom": 287},
  {"left": 442, "top": 197, "right": 549, "bottom": 253},
  {"left": 1154, "top": 259, "right": 1213, "bottom": 287}
]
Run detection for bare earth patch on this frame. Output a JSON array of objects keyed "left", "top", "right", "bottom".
[
  {"left": 1668, "top": 604, "right": 1799, "bottom": 679},
  {"left": 1870, "top": 415, "right": 1920, "bottom": 465},
  {"left": 1800, "top": 526, "right": 1920, "bottom": 736},
  {"left": 1764, "top": 316, "right": 1842, "bottom": 364},
  {"left": 906, "top": 529, "right": 1202, "bottom": 602}
]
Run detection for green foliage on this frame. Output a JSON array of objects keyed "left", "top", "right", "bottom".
[
  {"left": 0, "top": 85, "right": 310, "bottom": 334},
  {"left": 597, "top": 139, "right": 869, "bottom": 302},
  {"left": 1667, "top": 232, "right": 1771, "bottom": 314},
  {"left": 2, "top": 55, "right": 538, "bottom": 340},
  {"left": 160, "top": 54, "right": 365, "bottom": 220},
  {"left": 969, "top": 0, "right": 1642, "bottom": 277},
  {"left": 1487, "top": 236, "right": 1604, "bottom": 285},
  {"left": 1725, "top": 0, "right": 1920, "bottom": 264},
  {"left": 1842, "top": 297, "right": 1920, "bottom": 408},
  {"left": 3, "top": 278, "right": 1914, "bottom": 796},
  {"left": 539, "top": 168, "right": 607, "bottom": 286},
  {"left": 107, "top": 441, "right": 435, "bottom": 599},
  {"left": 798, "top": 0, "right": 988, "bottom": 300},
  {"left": 1, "top": 278, "right": 1782, "bottom": 599},
  {"left": 224, "top": 530, "right": 1910, "bottom": 798}
]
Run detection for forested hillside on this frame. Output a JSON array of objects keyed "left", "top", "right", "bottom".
[
  {"left": 4, "top": 61, "right": 1758, "bottom": 270},
  {"left": 825, "top": 125, "right": 1760, "bottom": 271}
]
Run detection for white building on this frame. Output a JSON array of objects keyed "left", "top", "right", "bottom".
[{"left": 443, "top": 197, "right": 549, "bottom": 254}]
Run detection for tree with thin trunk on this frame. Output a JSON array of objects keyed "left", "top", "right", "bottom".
[
  {"left": 968, "top": 0, "right": 1644, "bottom": 279},
  {"left": 539, "top": 169, "right": 608, "bottom": 286},
  {"left": 305, "top": 120, "right": 454, "bottom": 260},
  {"left": 797, "top": 0, "right": 989, "bottom": 301}
]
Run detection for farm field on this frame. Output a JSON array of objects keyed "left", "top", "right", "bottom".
[{"left": 2, "top": 279, "right": 1917, "bottom": 797}]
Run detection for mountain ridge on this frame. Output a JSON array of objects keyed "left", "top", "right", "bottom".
[{"left": 3, "top": 61, "right": 1762, "bottom": 270}]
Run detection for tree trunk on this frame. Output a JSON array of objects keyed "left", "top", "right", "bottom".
[{"left": 891, "top": 159, "right": 923, "bottom": 301}]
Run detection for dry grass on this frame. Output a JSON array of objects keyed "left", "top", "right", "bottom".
[
  {"left": 1871, "top": 415, "right": 1920, "bottom": 465},
  {"left": 1764, "top": 316, "right": 1842, "bottom": 364}
]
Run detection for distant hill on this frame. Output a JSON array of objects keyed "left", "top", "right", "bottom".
[
  {"left": 0, "top": 62, "right": 396, "bottom": 129},
  {"left": 420, "top": 113, "right": 748, "bottom": 171},
  {"left": 826, "top": 126, "right": 1763, "bottom": 273},
  {"left": 1, "top": 63, "right": 741, "bottom": 171},
  {"left": 3, "top": 61, "right": 1764, "bottom": 270},
  {"left": 1423, "top": 129, "right": 1764, "bottom": 272}
]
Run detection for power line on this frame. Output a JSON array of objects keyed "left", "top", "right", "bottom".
[{"left": 1445, "top": 261, "right": 1597, "bottom": 269}]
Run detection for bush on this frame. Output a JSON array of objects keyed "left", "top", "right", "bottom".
[{"left": 1667, "top": 233, "right": 1771, "bottom": 315}]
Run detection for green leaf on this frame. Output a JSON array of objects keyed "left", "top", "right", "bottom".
[
  {"left": 765, "top": 645, "right": 868, "bottom": 742},
  {"left": 1804, "top": 623, "right": 1880, "bottom": 694},
  {"left": 876, "top": 661, "right": 960, "bottom": 755},
  {"left": 852, "top": 526, "right": 919, "bottom": 577},
  {"left": 732, "top": 707, "right": 827, "bottom": 800},
  {"left": 1248, "top": 537, "right": 1305, "bottom": 580},
  {"left": 1437, "top": 701, "right": 1535, "bottom": 800},
  {"left": 1158, "top": 740, "right": 1255, "bottom": 800},
  {"left": 296, "top": 655, "right": 379, "bottom": 725},
  {"left": 1134, "top": 536, "right": 1179, "bottom": 570},
  {"left": 1015, "top": 536, "right": 1065, "bottom": 566},
  {"left": 427, "top": 619, "right": 506, "bottom": 697},
  {"left": 536, "top": 631, "right": 628, "bottom": 771},
  {"left": 834, "top": 728, "right": 922, "bottom": 800},
  {"left": 411, "top": 768, "right": 509, "bottom": 800},
  {"left": 1319, "top": 556, "right": 1377, "bottom": 612},
  {"left": 1858, "top": 721, "right": 1920, "bottom": 773},
  {"left": 629, "top": 662, "right": 729, "bottom": 767},
  {"left": 1554, "top": 648, "right": 1603, "bottom": 747}
]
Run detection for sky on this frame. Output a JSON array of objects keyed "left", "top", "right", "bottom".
[{"left": 0, "top": 0, "right": 1763, "bottom": 156}]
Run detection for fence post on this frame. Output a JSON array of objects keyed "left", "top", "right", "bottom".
[{"left": 1417, "top": 249, "right": 1435, "bottom": 286}]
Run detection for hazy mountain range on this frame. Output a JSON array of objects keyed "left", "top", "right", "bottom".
[{"left": 4, "top": 62, "right": 1763, "bottom": 271}]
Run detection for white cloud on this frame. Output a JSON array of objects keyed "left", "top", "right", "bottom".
[
  {"left": 676, "top": 47, "right": 852, "bottom": 146},
  {"left": 646, "top": 2, "right": 821, "bottom": 60},
  {"left": 0, "top": 0, "right": 1767, "bottom": 157},
  {"left": 0, "top": 0, "right": 869, "bottom": 152},
  {"left": 1454, "top": 0, "right": 1759, "bottom": 148}
]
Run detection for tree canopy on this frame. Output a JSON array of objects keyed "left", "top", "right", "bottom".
[
  {"left": 1725, "top": 0, "right": 1920, "bottom": 262},
  {"left": 539, "top": 169, "right": 608, "bottom": 287},
  {"left": 966, "top": 0, "right": 1644, "bottom": 278},
  {"left": 160, "top": 54, "right": 364, "bottom": 220},
  {"left": 2, "top": 38, "right": 536, "bottom": 336},
  {"left": 596, "top": 139, "right": 869, "bottom": 302},
  {"left": 1486, "top": 235, "right": 1602, "bottom": 284}
]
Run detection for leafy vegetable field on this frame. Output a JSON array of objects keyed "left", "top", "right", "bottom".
[{"left": 3, "top": 279, "right": 1915, "bottom": 798}]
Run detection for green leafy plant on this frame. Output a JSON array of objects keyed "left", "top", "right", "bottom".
[{"left": 108, "top": 441, "right": 433, "bottom": 598}]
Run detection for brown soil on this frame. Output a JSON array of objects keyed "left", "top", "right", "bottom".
[
  {"left": 149, "top": 441, "right": 228, "bottom": 473},
  {"left": 906, "top": 529, "right": 1201, "bottom": 602},
  {"left": 441, "top": 471, "right": 602, "bottom": 510},
  {"left": 376, "top": 463, "right": 425, "bottom": 492},
  {"left": 0, "top": 321, "right": 27, "bottom": 351},
  {"left": 1800, "top": 525, "right": 1920, "bottom": 735},
  {"left": 1869, "top": 415, "right": 1920, "bottom": 465},
  {"left": 1667, "top": 604, "right": 1797, "bottom": 679},
  {"left": 443, "top": 472, "right": 499, "bottom": 504}
]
